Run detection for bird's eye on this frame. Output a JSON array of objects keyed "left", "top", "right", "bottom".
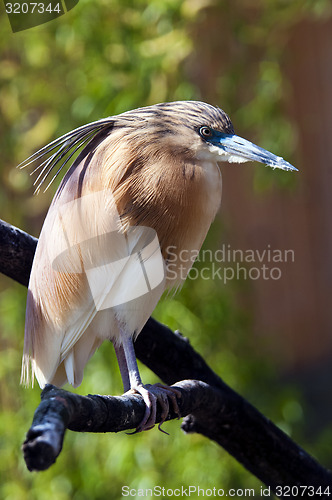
[{"left": 199, "top": 126, "right": 213, "bottom": 138}]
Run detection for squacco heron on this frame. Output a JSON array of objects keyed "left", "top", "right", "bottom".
[{"left": 20, "top": 101, "right": 296, "bottom": 432}]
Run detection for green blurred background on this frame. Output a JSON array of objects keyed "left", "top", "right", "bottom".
[{"left": 1, "top": 0, "right": 332, "bottom": 498}]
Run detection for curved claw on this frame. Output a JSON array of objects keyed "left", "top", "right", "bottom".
[{"left": 127, "top": 383, "right": 181, "bottom": 433}]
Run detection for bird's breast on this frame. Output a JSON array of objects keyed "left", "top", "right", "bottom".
[
  {"left": 164, "top": 159, "right": 222, "bottom": 286},
  {"left": 121, "top": 157, "right": 222, "bottom": 288},
  {"left": 70, "top": 138, "right": 223, "bottom": 289}
]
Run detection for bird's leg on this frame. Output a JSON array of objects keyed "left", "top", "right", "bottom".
[
  {"left": 113, "top": 343, "right": 130, "bottom": 392},
  {"left": 115, "top": 336, "right": 181, "bottom": 433}
]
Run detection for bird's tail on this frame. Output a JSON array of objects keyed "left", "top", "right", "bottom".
[{"left": 20, "top": 353, "right": 36, "bottom": 387}]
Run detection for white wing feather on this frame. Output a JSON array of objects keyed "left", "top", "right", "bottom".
[{"left": 22, "top": 184, "right": 165, "bottom": 388}]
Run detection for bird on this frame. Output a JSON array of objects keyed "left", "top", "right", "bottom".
[{"left": 20, "top": 101, "right": 297, "bottom": 432}]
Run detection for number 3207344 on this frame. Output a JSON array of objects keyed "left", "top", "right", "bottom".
[{"left": 5, "top": 3, "right": 62, "bottom": 14}]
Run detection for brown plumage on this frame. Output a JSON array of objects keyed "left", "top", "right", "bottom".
[{"left": 20, "top": 101, "right": 296, "bottom": 431}]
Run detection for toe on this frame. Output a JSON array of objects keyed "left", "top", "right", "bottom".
[
  {"left": 153, "top": 383, "right": 182, "bottom": 419},
  {"left": 128, "top": 383, "right": 181, "bottom": 433},
  {"left": 135, "top": 385, "right": 157, "bottom": 432}
]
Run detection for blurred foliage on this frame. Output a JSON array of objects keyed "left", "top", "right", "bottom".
[{"left": 0, "top": 0, "right": 331, "bottom": 499}]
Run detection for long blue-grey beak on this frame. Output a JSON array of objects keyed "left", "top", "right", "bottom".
[{"left": 214, "top": 133, "right": 297, "bottom": 172}]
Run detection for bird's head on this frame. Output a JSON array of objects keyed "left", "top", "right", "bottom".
[
  {"left": 121, "top": 101, "right": 297, "bottom": 172},
  {"left": 19, "top": 100, "right": 296, "bottom": 195}
]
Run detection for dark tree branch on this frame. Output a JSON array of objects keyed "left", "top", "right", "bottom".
[
  {"left": 0, "top": 218, "right": 37, "bottom": 287},
  {"left": 22, "top": 380, "right": 211, "bottom": 471},
  {"left": 1, "top": 218, "right": 332, "bottom": 496}
]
